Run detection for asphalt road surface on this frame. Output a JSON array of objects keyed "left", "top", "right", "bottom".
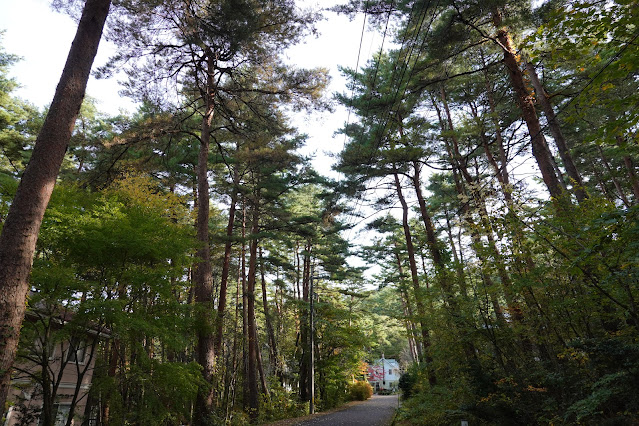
[{"left": 294, "top": 395, "right": 399, "bottom": 426}]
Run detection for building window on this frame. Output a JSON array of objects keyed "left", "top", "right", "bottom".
[
  {"left": 66, "top": 337, "right": 86, "bottom": 364},
  {"left": 38, "top": 404, "right": 71, "bottom": 426},
  {"left": 53, "top": 403, "right": 71, "bottom": 426}
]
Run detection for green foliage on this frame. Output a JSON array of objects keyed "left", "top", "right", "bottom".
[
  {"left": 257, "top": 382, "right": 307, "bottom": 423},
  {"left": 398, "top": 369, "right": 417, "bottom": 399},
  {"left": 348, "top": 380, "right": 373, "bottom": 401}
]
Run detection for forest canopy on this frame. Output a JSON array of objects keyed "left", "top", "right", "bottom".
[{"left": 1, "top": 0, "right": 639, "bottom": 425}]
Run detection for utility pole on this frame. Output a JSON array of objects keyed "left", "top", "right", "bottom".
[
  {"left": 382, "top": 353, "right": 385, "bottom": 390},
  {"left": 309, "top": 265, "right": 315, "bottom": 415}
]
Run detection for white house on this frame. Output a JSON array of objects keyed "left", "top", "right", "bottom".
[{"left": 367, "top": 356, "right": 401, "bottom": 393}]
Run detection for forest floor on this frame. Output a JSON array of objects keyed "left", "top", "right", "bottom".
[{"left": 265, "top": 394, "right": 399, "bottom": 426}]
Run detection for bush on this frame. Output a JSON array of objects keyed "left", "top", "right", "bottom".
[
  {"left": 258, "top": 382, "right": 308, "bottom": 423},
  {"left": 348, "top": 380, "right": 373, "bottom": 401},
  {"left": 399, "top": 370, "right": 417, "bottom": 399}
]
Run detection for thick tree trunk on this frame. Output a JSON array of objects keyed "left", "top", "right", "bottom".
[
  {"left": 0, "top": 0, "right": 111, "bottom": 411},
  {"left": 194, "top": 53, "right": 216, "bottom": 424},
  {"left": 526, "top": 62, "right": 587, "bottom": 203},
  {"left": 491, "top": 13, "right": 563, "bottom": 200},
  {"left": 410, "top": 161, "right": 444, "bottom": 268}
]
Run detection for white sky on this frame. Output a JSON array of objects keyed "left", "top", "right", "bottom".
[
  {"left": 0, "top": 0, "right": 546, "bottom": 281},
  {"left": 0, "top": 0, "right": 382, "bottom": 176},
  {"left": 0, "top": 0, "right": 385, "bottom": 275}
]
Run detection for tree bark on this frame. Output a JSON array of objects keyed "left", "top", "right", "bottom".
[
  {"left": 393, "top": 248, "right": 422, "bottom": 362},
  {"left": 616, "top": 135, "right": 639, "bottom": 202},
  {"left": 0, "top": 0, "right": 111, "bottom": 411},
  {"left": 392, "top": 170, "right": 437, "bottom": 386},
  {"left": 259, "top": 247, "right": 280, "bottom": 378},
  {"left": 194, "top": 52, "right": 216, "bottom": 424},
  {"left": 214, "top": 165, "right": 240, "bottom": 356},
  {"left": 491, "top": 12, "right": 564, "bottom": 200},
  {"left": 526, "top": 61, "right": 587, "bottom": 203},
  {"left": 299, "top": 243, "right": 312, "bottom": 401},
  {"left": 246, "top": 199, "right": 260, "bottom": 419}
]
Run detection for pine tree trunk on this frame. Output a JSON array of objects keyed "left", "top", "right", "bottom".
[
  {"left": 0, "top": 0, "right": 111, "bottom": 411},
  {"left": 240, "top": 203, "right": 249, "bottom": 411},
  {"left": 598, "top": 145, "right": 631, "bottom": 207},
  {"left": 526, "top": 62, "right": 587, "bottom": 202},
  {"left": 259, "top": 247, "right": 280, "bottom": 378},
  {"left": 299, "top": 244, "right": 312, "bottom": 401},
  {"left": 616, "top": 135, "right": 639, "bottom": 202},
  {"left": 393, "top": 249, "right": 422, "bottom": 362},
  {"left": 392, "top": 170, "right": 437, "bottom": 386},
  {"left": 480, "top": 48, "right": 512, "bottom": 197},
  {"left": 193, "top": 53, "right": 216, "bottom": 424},
  {"left": 491, "top": 12, "right": 563, "bottom": 200},
  {"left": 246, "top": 200, "right": 260, "bottom": 419},
  {"left": 215, "top": 165, "right": 240, "bottom": 356}
]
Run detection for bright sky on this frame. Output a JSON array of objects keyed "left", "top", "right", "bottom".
[
  {"left": 0, "top": 0, "right": 383, "bottom": 178},
  {"left": 0, "top": 0, "right": 547, "bottom": 282},
  {"left": 0, "top": 0, "right": 385, "bottom": 276}
]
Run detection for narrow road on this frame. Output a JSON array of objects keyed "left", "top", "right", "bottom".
[{"left": 293, "top": 395, "right": 399, "bottom": 426}]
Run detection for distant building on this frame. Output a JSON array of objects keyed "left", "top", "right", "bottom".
[{"left": 367, "top": 356, "right": 401, "bottom": 393}]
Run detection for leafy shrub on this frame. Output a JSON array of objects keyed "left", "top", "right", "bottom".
[
  {"left": 258, "top": 382, "right": 308, "bottom": 423},
  {"left": 399, "top": 370, "right": 417, "bottom": 399},
  {"left": 348, "top": 380, "right": 373, "bottom": 401}
]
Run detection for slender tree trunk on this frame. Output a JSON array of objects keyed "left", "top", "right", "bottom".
[
  {"left": 480, "top": 48, "right": 512, "bottom": 196},
  {"left": 616, "top": 135, "right": 639, "bottom": 202},
  {"left": 590, "top": 158, "right": 616, "bottom": 203},
  {"left": 225, "top": 254, "right": 243, "bottom": 421},
  {"left": 194, "top": 52, "right": 217, "bottom": 424},
  {"left": 392, "top": 170, "right": 437, "bottom": 386},
  {"left": 246, "top": 198, "right": 260, "bottom": 419},
  {"left": 299, "top": 244, "right": 312, "bottom": 401},
  {"left": 526, "top": 62, "right": 587, "bottom": 203},
  {"left": 439, "top": 88, "right": 520, "bottom": 312},
  {"left": 240, "top": 202, "right": 249, "bottom": 410},
  {"left": 393, "top": 249, "right": 422, "bottom": 362},
  {"left": 214, "top": 166, "right": 240, "bottom": 356},
  {"left": 259, "top": 247, "right": 280, "bottom": 378},
  {"left": 0, "top": 0, "right": 111, "bottom": 410},
  {"left": 598, "top": 145, "right": 631, "bottom": 207}
]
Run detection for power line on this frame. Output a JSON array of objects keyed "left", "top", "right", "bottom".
[{"left": 342, "top": 0, "right": 437, "bottom": 240}]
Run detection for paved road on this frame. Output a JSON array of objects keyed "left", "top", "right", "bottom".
[{"left": 294, "top": 395, "right": 399, "bottom": 426}]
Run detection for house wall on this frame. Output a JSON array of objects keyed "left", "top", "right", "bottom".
[
  {"left": 5, "top": 338, "right": 97, "bottom": 426},
  {"left": 367, "top": 359, "right": 401, "bottom": 392}
]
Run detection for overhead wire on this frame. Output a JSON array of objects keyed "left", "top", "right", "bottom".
[
  {"left": 342, "top": 0, "right": 437, "bottom": 241},
  {"left": 339, "top": 3, "right": 639, "bottom": 253},
  {"left": 340, "top": 0, "right": 401, "bottom": 239}
]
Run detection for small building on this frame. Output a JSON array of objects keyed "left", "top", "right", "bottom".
[
  {"left": 3, "top": 308, "right": 108, "bottom": 426},
  {"left": 367, "top": 356, "right": 401, "bottom": 393}
]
